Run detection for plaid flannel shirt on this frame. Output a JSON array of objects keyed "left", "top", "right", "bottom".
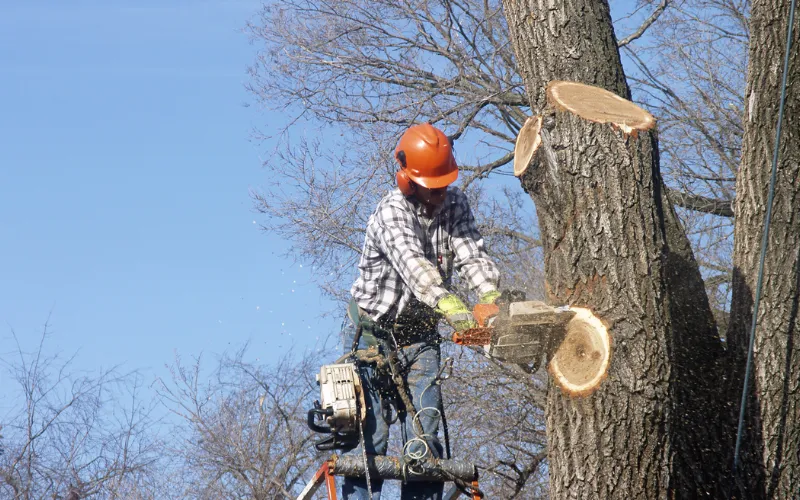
[{"left": 351, "top": 186, "right": 499, "bottom": 322}]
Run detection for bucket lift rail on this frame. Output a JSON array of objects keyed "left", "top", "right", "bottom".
[{"left": 297, "top": 454, "right": 482, "bottom": 500}]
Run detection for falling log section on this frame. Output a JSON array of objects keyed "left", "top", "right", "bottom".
[{"left": 513, "top": 80, "right": 656, "bottom": 177}]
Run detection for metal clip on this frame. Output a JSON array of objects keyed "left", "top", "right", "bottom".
[{"left": 437, "top": 357, "right": 454, "bottom": 382}]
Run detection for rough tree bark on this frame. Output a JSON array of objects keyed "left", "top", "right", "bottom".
[
  {"left": 727, "top": 0, "right": 800, "bottom": 497},
  {"left": 501, "top": 0, "right": 728, "bottom": 497}
]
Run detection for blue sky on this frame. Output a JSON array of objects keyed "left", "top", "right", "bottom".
[
  {"left": 0, "top": 0, "right": 660, "bottom": 402},
  {"left": 0, "top": 1, "right": 340, "bottom": 401}
]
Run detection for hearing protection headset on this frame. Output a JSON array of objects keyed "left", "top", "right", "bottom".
[{"left": 395, "top": 150, "right": 416, "bottom": 196}]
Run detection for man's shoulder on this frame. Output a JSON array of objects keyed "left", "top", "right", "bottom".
[
  {"left": 368, "top": 189, "right": 413, "bottom": 225},
  {"left": 444, "top": 186, "right": 470, "bottom": 213},
  {"left": 381, "top": 187, "right": 409, "bottom": 205},
  {"left": 445, "top": 186, "right": 467, "bottom": 203},
  {"left": 374, "top": 188, "right": 413, "bottom": 213}
]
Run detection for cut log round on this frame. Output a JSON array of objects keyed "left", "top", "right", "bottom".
[
  {"left": 546, "top": 81, "right": 656, "bottom": 135},
  {"left": 548, "top": 307, "right": 611, "bottom": 397},
  {"left": 513, "top": 115, "right": 543, "bottom": 176}
]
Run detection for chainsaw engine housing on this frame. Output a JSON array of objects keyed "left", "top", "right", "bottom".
[{"left": 488, "top": 301, "right": 574, "bottom": 364}]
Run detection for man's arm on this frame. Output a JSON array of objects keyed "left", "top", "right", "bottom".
[
  {"left": 374, "top": 202, "right": 450, "bottom": 308},
  {"left": 450, "top": 193, "right": 500, "bottom": 297}
]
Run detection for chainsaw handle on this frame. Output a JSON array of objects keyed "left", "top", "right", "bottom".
[
  {"left": 452, "top": 303, "right": 499, "bottom": 346},
  {"left": 472, "top": 303, "right": 499, "bottom": 327},
  {"left": 314, "top": 432, "right": 357, "bottom": 452},
  {"left": 314, "top": 434, "right": 338, "bottom": 451},
  {"left": 307, "top": 405, "right": 334, "bottom": 434}
]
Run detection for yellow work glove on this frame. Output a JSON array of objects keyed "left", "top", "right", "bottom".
[
  {"left": 435, "top": 294, "right": 476, "bottom": 331},
  {"left": 478, "top": 290, "right": 501, "bottom": 304}
]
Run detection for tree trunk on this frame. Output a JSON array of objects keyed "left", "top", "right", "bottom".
[
  {"left": 728, "top": 0, "right": 800, "bottom": 496},
  {"left": 501, "top": 0, "right": 727, "bottom": 497}
]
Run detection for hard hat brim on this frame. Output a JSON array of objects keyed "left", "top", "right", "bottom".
[{"left": 407, "top": 167, "right": 458, "bottom": 189}]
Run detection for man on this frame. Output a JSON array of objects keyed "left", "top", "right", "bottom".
[{"left": 343, "top": 123, "right": 501, "bottom": 499}]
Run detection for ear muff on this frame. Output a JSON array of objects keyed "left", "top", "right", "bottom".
[
  {"left": 396, "top": 169, "right": 415, "bottom": 196},
  {"left": 395, "top": 150, "right": 416, "bottom": 196}
]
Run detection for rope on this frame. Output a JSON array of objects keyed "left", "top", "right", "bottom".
[
  {"left": 404, "top": 358, "right": 452, "bottom": 467},
  {"left": 357, "top": 396, "right": 374, "bottom": 499},
  {"left": 732, "top": 0, "right": 797, "bottom": 474}
]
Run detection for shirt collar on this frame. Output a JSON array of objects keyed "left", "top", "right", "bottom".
[{"left": 405, "top": 190, "right": 447, "bottom": 219}]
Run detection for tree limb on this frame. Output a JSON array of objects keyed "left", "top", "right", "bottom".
[
  {"left": 618, "top": 0, "right": 670, "bottom": 47},
  {"left": 667, "top": 187, "right": 734, "bottom": 217},
  {"left": 704, "top": 273, "right": 731, "bottom": 288},
  {"left": 481, "top": 227, "right": 542, "bottom": 247}
]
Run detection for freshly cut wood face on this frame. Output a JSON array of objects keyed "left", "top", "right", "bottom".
[
  {"left": 546, "top": 81, "right": 656, "bottom": 135},
  {"left": 548, "top": 307, "right": 611, "bottom": 397},
  {"left": 513, "top": 115, "right": 543, "bottom": 176}
]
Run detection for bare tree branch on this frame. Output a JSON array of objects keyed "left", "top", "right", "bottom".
[
  {"left": 618, "top": 0, "right": 670, "bottom": 47},
  {"left": 155, "top": 344, "right": 327, "bottom": 498},
  {"left": 0, "top": 325, "right": 163, "bottom": 499},
  {"left": 666, "top": 187, "right": 734, "bottom": 217}
]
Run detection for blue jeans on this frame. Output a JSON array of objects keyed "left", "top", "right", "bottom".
[{"left": 341, "top": 326, "right": 444, "bottom": 500}]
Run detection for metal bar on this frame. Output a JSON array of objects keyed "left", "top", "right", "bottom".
[
  {"left": 442, "top": 480, "right": 484, "bottom": 499},
  {"left": 325, "top": 463, "right": 338, "bottom": 500},
  {"left": 471, "top": 480, "right": 483, "bottom": 499},
  {"left": 329, "top": 454, "right": 477, "bottom": 482},
  {"left": 297, "top": 463, "right": 328, "bottom": 500}
]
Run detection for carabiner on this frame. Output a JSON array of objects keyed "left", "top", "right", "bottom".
[{"left": 437, "top": 356, "right": 454, "bottom": 381}]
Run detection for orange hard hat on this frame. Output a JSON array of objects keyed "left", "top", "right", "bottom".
[{"left": 395, "top": 124, "right": 458, "bottom": 189}]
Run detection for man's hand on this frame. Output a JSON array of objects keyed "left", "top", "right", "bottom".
[
  {"left": 478, "top": 290, "right": 501, "bottom": 304},
  {"left": 436, "top": 294, "right": 476, "bottom": 331}
]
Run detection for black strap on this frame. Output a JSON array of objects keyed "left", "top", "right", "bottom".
[{"left": 350, "top": 322, "right": 362, "bottom": 355}]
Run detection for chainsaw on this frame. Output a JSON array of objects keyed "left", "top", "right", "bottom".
[
  {"left": 307, "top": 294, "right": 612, "bottom": 450},
  {"left": 306, "top": 363, "right": 365, "bottom": 451},
  {"left": 453, "top": 292, "right": 611, "bottom": 397}
]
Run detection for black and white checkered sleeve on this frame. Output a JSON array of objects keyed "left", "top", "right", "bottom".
[
  {"left": 375, "top": 202, "right": 451, "bottom": 308},
  {"left": 450, "top": 192, "right": 500, "bottom": 296}
]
